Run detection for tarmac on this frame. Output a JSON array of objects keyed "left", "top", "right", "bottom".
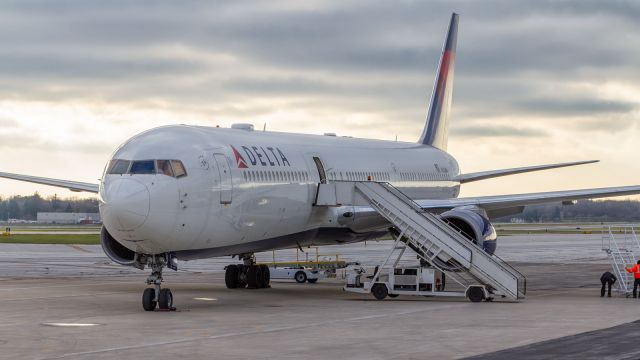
[{"left": 1, "top": 234, "right": 639, "bottom": 359}]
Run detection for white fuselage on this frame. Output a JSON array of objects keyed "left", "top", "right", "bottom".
[{"left": 99, "top": 125, "right": 461, "bottom": 259}]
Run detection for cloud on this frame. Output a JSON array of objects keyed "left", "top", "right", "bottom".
[
  {"left": 452, "top": 125, "right": 549, "bottom": 138},
  {"left": 1, "top": 0, "right": 640, "bottom": 196}
]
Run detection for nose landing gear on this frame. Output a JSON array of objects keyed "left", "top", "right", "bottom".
[
  {"left": 141, "top": 254, "right": 176, "bottom": 311},
  {"left": 225, "top": 254, "right": 271, "bottom": 290}
]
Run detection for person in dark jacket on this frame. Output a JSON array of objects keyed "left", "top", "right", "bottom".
[{"left": 600, "top": 271, "right": 617, "bottom": 297}]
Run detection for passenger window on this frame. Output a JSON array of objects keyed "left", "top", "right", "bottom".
[
  {"left": 130, "top": 160, "right": 156, "bottom": 174},
  {"left": 171, "top": 160, "right": 187, "bottom": 178},
  {"left": 157, "top": 160, "right": 174, "bottom": 177},
  {"left": 108, "top": 159, "right": 131, "bottom": 175}
]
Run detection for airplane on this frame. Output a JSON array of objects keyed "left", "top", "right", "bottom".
[{"left": 2, "top": 13, "right": 639, "bottom": 311}]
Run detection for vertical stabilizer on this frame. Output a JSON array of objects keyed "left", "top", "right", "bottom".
[{"left": 418, "top": 13, "right": 458, "bottom": 150}]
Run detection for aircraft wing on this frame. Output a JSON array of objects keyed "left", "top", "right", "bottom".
[
  {"left": 0, "top": 172, "right": 99, "bottom": 193},
  {"left": 415, "top": 185, "right": 640, "bottom": 216},
  {"left": 453, "top": 160, "right": 598, "bottom": 184}
]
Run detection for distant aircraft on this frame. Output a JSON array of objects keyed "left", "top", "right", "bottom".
[{"left": 2, "top": 13, "right": 639, "bottom": 310}]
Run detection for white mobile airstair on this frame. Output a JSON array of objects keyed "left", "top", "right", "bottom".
[
  {"left": 316, "top": 181, "right": 526, "bottom": 301},
  {"left": 602, "top": 225, "right": 640, "bottom": 296}
]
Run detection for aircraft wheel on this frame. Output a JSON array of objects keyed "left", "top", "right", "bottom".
[
  {"left": 307, "top": 278, "right": 318, "bottom": 284},
  {"left": 294, "top": 271, "right": 307, "bottom": 283},
  {"left": 225, "top": 265, "right": 239, "bottom": 289},
  {"left": 142, "top": 288, "right": 156, "bottom": 311},
  {"left": 259, "top": 265, "right": 270, "bottom": 287},
  {"left": 158, "top": 288, "right": 173, "bottom": 310},
  {"left": 388, "top": 293, "right": 399, "bottom": 298},
  {"left": 466, "top": 286, "right": 485, "bottom": 303},
  {"left": 371, "top": 283, "right": 388, "bottom": 300},
  {"left": 255, "top": 265, "right": 266, "bottom": 288},
  {"left": 246, "top": 265, "right": 258, "bottom": 289},
  {"left": 236, "top": 264, "right": 247, "bottom": 288}
]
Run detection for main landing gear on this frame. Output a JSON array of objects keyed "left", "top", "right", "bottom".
[
  {"left": 141, "top": 253, "right": 177, "bottom": 311},
  {"left": 225, "top": 254, "right": 271, "bottom": 289}
]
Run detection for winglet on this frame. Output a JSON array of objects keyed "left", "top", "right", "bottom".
[{"left": 418, "top": 13, "right": 459, "bottom": 150}]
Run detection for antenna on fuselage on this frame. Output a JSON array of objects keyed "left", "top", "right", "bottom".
[{"left": 263, "top": 123, "right": 266, "bottom": 132}]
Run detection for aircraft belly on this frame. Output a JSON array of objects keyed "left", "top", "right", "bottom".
[{"left": 175, "top": 227, "right": 388, "bottom": 260}]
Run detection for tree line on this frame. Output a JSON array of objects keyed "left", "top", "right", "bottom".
[
  {"left": 0, "top": 193, "right": 99, "bottom": 221},
  {"left": 496, "top": 199, "right": 640, "bottom": 223}
]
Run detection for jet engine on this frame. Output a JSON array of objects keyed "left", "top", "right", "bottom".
[
  {"left": 440, "top": 208, "right": 497, "bottom": 255},
  {"left": 100, "top": 227, "right": 137, "bottom": 266}
]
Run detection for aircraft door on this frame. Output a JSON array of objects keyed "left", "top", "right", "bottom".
[
  {"left": 213, "top": 153, "right": 233, "bottom": 204},
  {"left": 312, "top": 156, "right": 327, "bottom": 184}
]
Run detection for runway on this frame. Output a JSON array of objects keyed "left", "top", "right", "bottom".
[{"left": 1, "top": 234, "right": 638, "bottom": 359}]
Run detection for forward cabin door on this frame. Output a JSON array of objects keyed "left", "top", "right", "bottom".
[
  {"left": 212, "top": 153, "right": 233, "bottom": 204},
  {"left": 312, "top": 156, "right": 327, "bottom": 184}
]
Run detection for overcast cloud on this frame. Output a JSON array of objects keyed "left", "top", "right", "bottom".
[{"left": 0, "top": 0, "right": 639, "bottom": 197}]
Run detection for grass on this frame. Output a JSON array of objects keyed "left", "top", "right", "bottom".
[{"left": 0, "top": 234, "right": 100, "bottom": 245}]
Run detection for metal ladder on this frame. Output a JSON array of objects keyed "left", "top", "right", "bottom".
[
  {"left": 602, "top": 225, "right": 640, "bottom": 296},
  {"left": 355, "top": 181, "right": 526, "bottom": 300}
]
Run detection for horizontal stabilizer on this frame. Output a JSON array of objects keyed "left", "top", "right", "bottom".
[
  {"left": 0, "top": 172, "right": 99, "bottom": 193},
  {"left": 454, "top": 160, "right": 599, "bottom": 184}
]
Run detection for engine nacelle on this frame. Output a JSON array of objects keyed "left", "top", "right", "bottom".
[
  {"left": 441, "top": 208, "right": 497, "bottom": 255},
  {"left": 100, "top": 227, "right": 137, "bottom": 266}
]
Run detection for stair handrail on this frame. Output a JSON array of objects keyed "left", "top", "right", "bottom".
[
  {"left": 380, "top": 182, "right": 524, "bottom": 278},
  {"left": 630, "top": 226, "right": 640, "bottom": 253}
]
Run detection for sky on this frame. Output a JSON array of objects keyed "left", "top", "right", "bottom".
[{"left": 0, "top": 0, "right": 639, "bottom": 199}]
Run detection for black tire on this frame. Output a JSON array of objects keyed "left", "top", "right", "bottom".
[
  {"left": 466, "top": 286, "right": 485, "bottom": 303},
  {"left": 294, "top": 271, "right": 307, "bottom": 283},
  {"left": 142, "top": 288, "right": 156, "bottom": 311},
  {"left": 255, "top": 265, "right": 266, "bottom": 288},
  {"left": 388, "top": 293, "right": 399, "bottom": 298},
  {"left": 246, "top": 265, "right": 258, "bottom": 289},
  {"left": 307, "top": 278, "right": 318, "bottom": 284},
  {"left": 158, "top": 288, "right": 173, "bottom": 310},
  {"left": 259, "top": 265, "right": 270, "bottom": 287},
  {"left": 225, "top": 265, "right": 239, "bottom": 289},
  {"left": 236, "top": 264, "right": 247, "bottom": 288},
  {"left": 371, "top": 283, "right": 388, "bottom": 300}
]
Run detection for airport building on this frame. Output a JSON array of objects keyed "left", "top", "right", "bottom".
[{"left": 36, "top": 212, "right": 101, "bottom": 224}]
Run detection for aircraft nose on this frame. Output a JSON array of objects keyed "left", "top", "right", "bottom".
[{"left": 102, "top": 178, "right": 150, "bottom": 231}]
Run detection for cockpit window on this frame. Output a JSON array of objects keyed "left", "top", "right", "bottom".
[
  {"left": 130, "top": 160, "right": 156, "bottom": 174},
  {"left": 107, "top": 159, "right": 186, "bottom": 177},
  {"left": 157, "top": 160, "right": 174, "bottom": 177},
  {"left": 171, "top": 160, "right": 187, "bottom": 178},
  {"left": 108, "top": 159, "right": 131, "bottom": 175}
]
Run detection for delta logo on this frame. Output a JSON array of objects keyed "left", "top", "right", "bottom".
[
  {"left": 230, "top": 146, "right": 248, "bottom": 168},
  {"left": 230, "top": 145, "right": 291, "bottom": 168}
]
